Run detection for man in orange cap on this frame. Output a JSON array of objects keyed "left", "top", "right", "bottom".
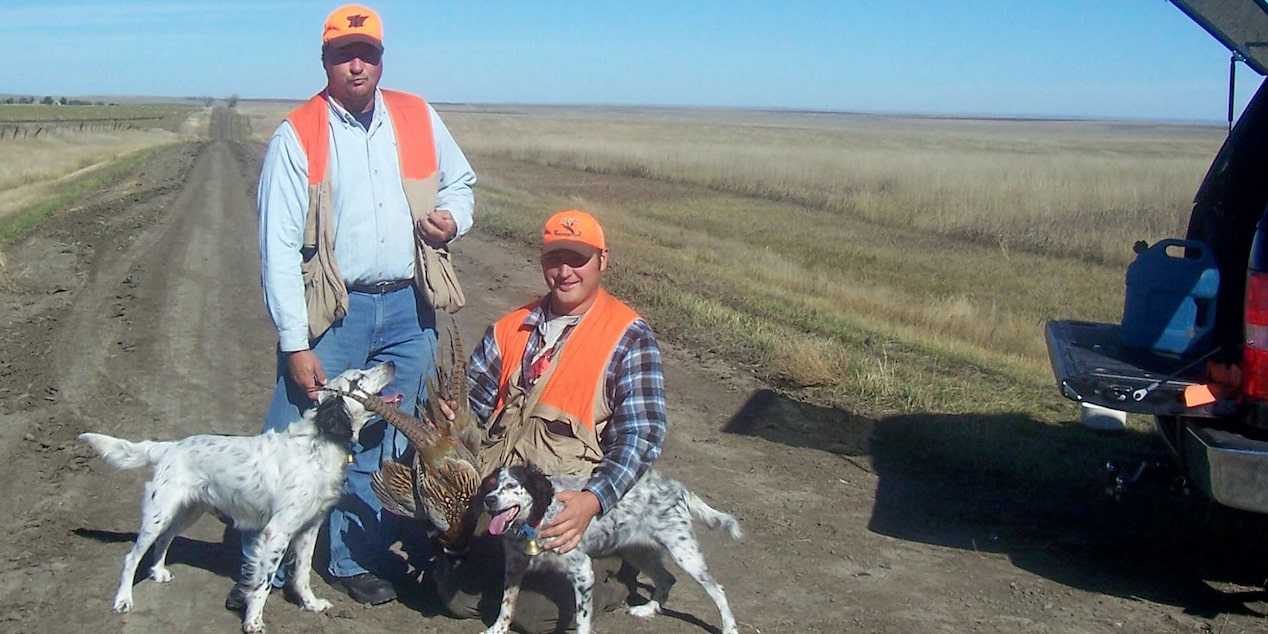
[
  {"left": 245, "top": 3, "right": 476, "bottom": 609},
  {"left": 434, "top": 209, "right": 667, "bottom": 632}
]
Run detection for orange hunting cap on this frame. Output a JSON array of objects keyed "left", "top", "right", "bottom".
[
  {"left": 323, "top": 4, "right": 384, "bottom": 51},
  {"left": 542, "top": 209, "right": 606, "bottom": 254}
]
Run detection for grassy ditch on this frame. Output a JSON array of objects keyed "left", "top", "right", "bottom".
[{"left": 0, "top": 147, "right": 164, "bottom": 245}]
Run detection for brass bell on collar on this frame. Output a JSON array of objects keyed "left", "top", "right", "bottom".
[{"left": 523, "top": 538, "right": 543, "bottom": 556}]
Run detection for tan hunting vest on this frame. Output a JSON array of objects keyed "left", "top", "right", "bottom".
[
  {"left": 480, "top": 290, "right": 640, "bottom": 476},
  {"left": 287, "top": 89, "right": 462, "bottom": 340}
]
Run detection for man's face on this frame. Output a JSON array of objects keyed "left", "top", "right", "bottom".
[
  {"left": 541, "top": 247, "right": 607, "bottom": 316},
  {"left": 323, "top": 41, "right": 382, "bottom": 112}
]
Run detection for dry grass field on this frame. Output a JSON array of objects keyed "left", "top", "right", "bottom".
[
  {"left": 426, "top": 105, "right": 1227, "bottom": 423},
  {"left": 444, "top": 105, "right": 1221, "bottom": 266}
]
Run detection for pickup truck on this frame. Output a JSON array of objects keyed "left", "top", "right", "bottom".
[{"left": 1046, "top": 1, "right": 1268, "bottom": 513}]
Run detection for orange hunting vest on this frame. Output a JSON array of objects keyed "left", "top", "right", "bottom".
[
  {"left": 286, "top": 90, "right": 442, "bottom": 339},
  {"left": 481, "top": 290, "right": 640, "bottom": 475},
  {"left": 290, "top": 89, "right": 438, "bottom": 186}
]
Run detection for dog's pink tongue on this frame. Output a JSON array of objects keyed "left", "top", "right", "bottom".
[{"left": 487, "top": 507, "right": 519, "bottom": 536}]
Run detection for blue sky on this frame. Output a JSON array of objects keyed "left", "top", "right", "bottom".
[{"left": 4, "top": 1, "right": 1262, "bottom": 122}]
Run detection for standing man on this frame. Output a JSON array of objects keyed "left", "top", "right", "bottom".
[
  {"left": 436, "top": 209, "right": 667, "bottom": 632},
  {"left": 246, "top": 3, "right": 476, "bottom": 607}
]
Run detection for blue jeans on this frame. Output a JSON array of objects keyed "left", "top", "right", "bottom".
[{"left": 246, "top": 286, "right": 436, "bottom": 583}]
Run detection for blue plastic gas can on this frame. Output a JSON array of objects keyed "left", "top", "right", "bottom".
[{"left": 1120, "top": 239, "right": 1219, "bottom": 354}]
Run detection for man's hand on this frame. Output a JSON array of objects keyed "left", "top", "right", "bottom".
[
  {"left": 286, "top": 349, "right": 326, "bottom": 402},
  {"left": 415, "top": 209, "right": 457, "bottom": 247},
  {"left": 538, "top": 490, "right": 601, "bottom": 554},
  {"left": 436, "top": 398, "right": 458, "bottom": 421}
]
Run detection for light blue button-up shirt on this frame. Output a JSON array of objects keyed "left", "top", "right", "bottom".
[{"left": 258, "top": 89, "right": 477, "bottom": 352}]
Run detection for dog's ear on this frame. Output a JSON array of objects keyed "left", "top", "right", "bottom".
[
  {"left": 476, "top": 471, "right": 499, "bottom": 499},
  {"left": 313, "top": 395, "right": 354, "bottom": 443},
  {"left": 521, "top": 463, "right": 555, "bottom": 528}
]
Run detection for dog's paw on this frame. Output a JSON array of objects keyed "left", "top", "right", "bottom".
[
  {"left": 111, "top": 598, "right": 133, "bottom": 614},
  {"left": 628, "top": 600, "right": 662, "bottom": 619},
  {"left": 150, "top": 567, "right": 173, "bottom": 583},
  {"left": 302, "top": 597, "right": 332, "bottom": 612},
  {"left": 241, "top": 616, "right": 266, "bottom": 633}
]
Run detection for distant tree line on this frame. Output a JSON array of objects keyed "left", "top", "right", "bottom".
[
  {"left": 4, "top": 94, "right": 239, "bottom": 107},
  {"left": 3, "top": 96, "right": 114, "bottom": 106}
]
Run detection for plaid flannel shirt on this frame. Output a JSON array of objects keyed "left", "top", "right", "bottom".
[{"left": 468, "top": 298, "right": 667, "bottom": 513}]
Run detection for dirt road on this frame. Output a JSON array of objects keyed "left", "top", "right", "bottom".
[{"left": 2, "top": 108, "right": 1266, "bottom": 633}]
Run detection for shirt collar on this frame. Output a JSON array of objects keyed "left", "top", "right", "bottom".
[
  {"left": 324, "top": 88, "right": 382, "bottom": 131},
  {"left": 523, "top": 297, "right": 550, "bottom": 332}
]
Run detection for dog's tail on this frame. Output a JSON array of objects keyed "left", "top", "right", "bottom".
[
  {"left": 78, "top": 432, "right": 169, "bottom": 470},
  {"left": 686, "top": 492, "right": 744, "bottom": 540}
]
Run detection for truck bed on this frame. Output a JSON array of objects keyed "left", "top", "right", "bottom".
[{"left": 1045, "top": 319, "right": 1220, "bottom": 418}]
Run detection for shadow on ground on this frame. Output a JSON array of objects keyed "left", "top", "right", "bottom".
[
  {"left": 723, "top": 388, "right": 1268, "bottom": 619},
  {"left": 72, "top": 527, "right": 241, "bottom": 581},
  {"left": 72, "top": 514, "right": 451, "bottom": 617}
]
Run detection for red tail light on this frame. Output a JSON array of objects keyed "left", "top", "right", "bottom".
[{"left": 1244, "top": 271, "right": 1268, "bottom": 400}]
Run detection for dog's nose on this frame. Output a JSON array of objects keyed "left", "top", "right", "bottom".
[{"left": 483, "top": 494, "right": 497, "bottom": 508}]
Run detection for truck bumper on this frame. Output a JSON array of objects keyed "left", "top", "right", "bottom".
[{"left": 1182, "top": 423, "right": 1268, "bottom": 513}]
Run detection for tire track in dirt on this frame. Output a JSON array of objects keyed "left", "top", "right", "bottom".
[{"left": 0, "top": 109, "right": 275, "bottom": 631}]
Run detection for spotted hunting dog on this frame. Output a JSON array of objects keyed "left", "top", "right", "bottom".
[
  {"left": 480, "top": 463, "right": 742, "bottom": 634},
  {"left": 79, "top": 361, "right": 397, "bottom": 634}
]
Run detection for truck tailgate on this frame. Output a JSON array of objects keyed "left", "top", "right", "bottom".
[{"left": 1045, "top": 320, "right": 1220, "bottom": 417}]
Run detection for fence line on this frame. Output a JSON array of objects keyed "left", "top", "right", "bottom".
[{"left": 0, "top": 119, "right": 156, "bottom": 140}]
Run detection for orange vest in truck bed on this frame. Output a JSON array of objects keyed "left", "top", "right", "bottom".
[
  {"left": 481, "top": 290, "right": 640, "bottom": 476},
  {"left": 286, "top": 90, "right": 445, "bottom": 339}
]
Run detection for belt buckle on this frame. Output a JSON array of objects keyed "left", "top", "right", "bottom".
[{"left": 370, "top": 279, "right": 408, "bottom": 294}]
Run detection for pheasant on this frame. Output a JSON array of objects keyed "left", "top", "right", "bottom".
[{"left": 336, "top": 319, "right": 485, "bottom": 555}]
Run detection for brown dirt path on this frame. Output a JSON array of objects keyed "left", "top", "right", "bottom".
[{"left": 1, "top": 108, "right": 1266, "bottom": 633}]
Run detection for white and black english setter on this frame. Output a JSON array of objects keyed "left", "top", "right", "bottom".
[
  {"left": 481, "top": 463, "right": 743, "bottom": 634},
  {"left": 79, "top": 361, "right": 397, "bottom": 634}
]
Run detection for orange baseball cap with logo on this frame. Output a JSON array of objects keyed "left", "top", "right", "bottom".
[
  {"left": 542, "top": 210, "right": 607, "bottom": 254},
  {"left": 323, "top": 4, "right": 384, "bottom": 51}
]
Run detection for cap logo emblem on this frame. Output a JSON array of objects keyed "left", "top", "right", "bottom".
[
  {"left": 553, "top": 218, "right": 583, "bottom": 237},
  {"left": 346, "top": 14, "right": 369, "bottom": 28}
]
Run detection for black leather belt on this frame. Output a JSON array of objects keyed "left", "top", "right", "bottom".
[{"left": 347, "top": 279, "right": 412, "bottom": 294}]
